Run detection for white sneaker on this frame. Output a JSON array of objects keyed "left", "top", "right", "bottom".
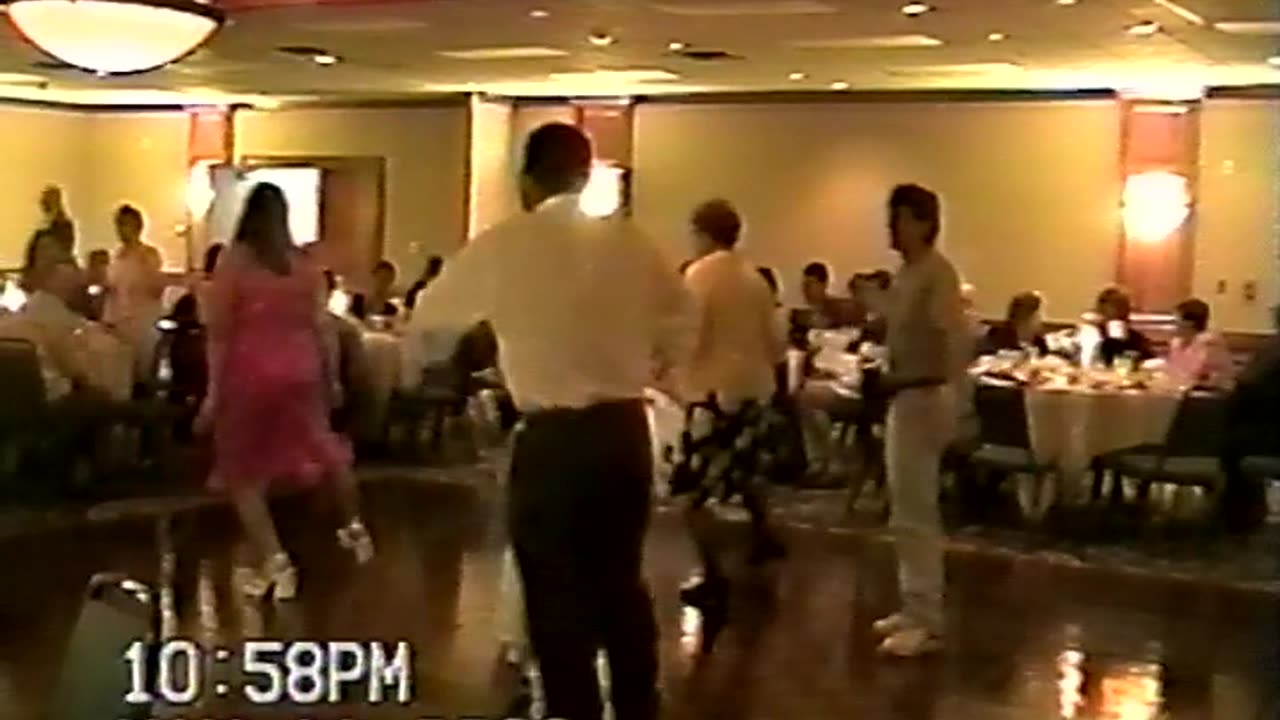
[
  {"left": 877, "top": 626, "right": 942, "bottom": 657},
  {"left": 337, "top": 521, "right": 375, "bottom": 565},
  {"left": 871, "top": 612, "right": 912, "bottom": 636}
]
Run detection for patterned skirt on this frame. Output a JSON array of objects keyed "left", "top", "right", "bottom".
[{"left": 668, "top": 396, "right": 790, "bottom": 500}]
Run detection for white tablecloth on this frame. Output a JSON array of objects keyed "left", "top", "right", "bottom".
[
  {"left": 1025, "top": 386, "right": 1181, "bottom": 502},
  {"left": 81, "top": 325, "right": 133, "bottom": 401}
]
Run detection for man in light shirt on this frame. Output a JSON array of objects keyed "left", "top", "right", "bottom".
[
  {"left": 405, "top": 123, "right": 693, "bottom": 720},
  {"left": 872, "top": 184, "right": 968, "bottom": 657},
  {"left": 0, "top": 258, "right": 95, "bottom": 400}
]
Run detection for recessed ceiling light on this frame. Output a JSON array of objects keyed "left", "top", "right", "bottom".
[
  {"left": 1126, "top": 21, "right": 1160, "bottom": 36},
  {"left": 529, "top": 9, "right": 549, "bottom": 18},
  {"left": 1214, "top": 21, "right": 1280, "bottom": 36},
  {"left": 312, "top": 54, "right": 339, "bottom": 65},
  {"left": 987, "top": 32, "right": 1006, "bottom": 41},
  {"left": 588, "top": 31, "right": 615, "bottom": 46},
  {"left": 830, "top": 80, "right": 849, "bottom": 90},
  {"left": 1055, "top": 0, "right": 1077, "bottom": 5},
  {"left": 789, "top": 34, "right": 943, "bottom": 48},
  {"left": 900, "top": 2, "right": 931, "bottom": 15},
  {"left": 788, "top": 71, "right": 807, "bottom": 80},
  {"left": 667, "top": 41, "right": 687, "bottom": 51},
  {"left": 438, "top": 46, "right": 569, "bottom": 60}
]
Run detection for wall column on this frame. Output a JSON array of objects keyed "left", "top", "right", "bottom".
[
  {"left": 184, "top": 106, "right": 235, "bottom": 269},
  {"left": 1115, "top": 99, "right": 1200, "bottom": 313}
]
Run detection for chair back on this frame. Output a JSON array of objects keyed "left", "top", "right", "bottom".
[
  {"left": 1160, "top": 391, "right": 1227, "bottom": 459},
  {"left": 973, "top": 383, "right": 1033, "bottom": 450},
  {"left": 0, "top": 338, "right": 47, "bottom": 427}
]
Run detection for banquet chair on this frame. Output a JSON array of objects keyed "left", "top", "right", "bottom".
[
  {"left": 386, "top": 362, "right": 473, "bottom": 462},
  {"left": 967, "top": 384, "right": 1057, "bottom": 521},
  {"left": 0, "top": 338, "right": 52, "bottom": 493},
  {"left": 1096, "top": 392, "right": 1227, "bottom": 514}
]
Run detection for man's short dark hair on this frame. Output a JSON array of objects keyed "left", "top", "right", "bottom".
[
  {"left": 691, "top": 199, "right": 741, "bottom": 249},
  {"left": 1007, "top": 291, "right": 1043, "bottom": 324},
  {"left": 757, "top": 266, "right": 778, "bottom": 294},
  {"left": 374, "top": 259, "right": 396, "bottom": 275},
  {"left": 522, "top": 123, "right": 593, "bottom": 193},
  {"left": 867, "top": 269, "right": 892, "bottom": 290},
  {"left": 1176, "top": 298, "right": 1210, "bottom": 332},
  {"left": 889, "top": 183, "right": 940, "bottom": 245},
  {"left": 115, "top": 204, "right": 143, "bottom": 225},
  {"left": 803, "top": 262, "right": 829, "bottom": 284}
]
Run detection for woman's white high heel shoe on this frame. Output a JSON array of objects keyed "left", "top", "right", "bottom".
[
  {"left": 236, "top": 553, "right": 298, "bottom": 600},
  {"left": 337, "top": 521, "right": 375, "bottom": 565}
]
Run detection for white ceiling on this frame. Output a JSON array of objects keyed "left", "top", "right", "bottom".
[{"left": 0, "top": 0, "right": 1276, "bottom": 106}]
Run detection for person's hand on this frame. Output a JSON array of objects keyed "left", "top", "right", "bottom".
[{"left": 193, "top": 398, "right": 215, "bottom": 435}]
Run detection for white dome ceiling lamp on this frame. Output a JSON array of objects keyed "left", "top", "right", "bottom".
[{"left": 6, "top": 0, "right": 225, "bottom": 75}]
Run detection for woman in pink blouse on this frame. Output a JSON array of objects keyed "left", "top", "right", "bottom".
[{"left": 1167, "top": 298, "right": 1234, "bottom": 389}]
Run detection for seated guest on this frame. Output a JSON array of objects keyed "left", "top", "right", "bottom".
[
  {"left": 80, "top": 249, "right": 111, "bottom": 320},
  {"left": 404, "top": 255, "right": 444, "bottom": 311},
  {"left": 981, "top": 291, "right": 1048, "bottom": 355},
  {"left": 853, "top": 270, "right": 892, "bottom": 345},
  {"left": 1220, "top": 306, "right": 1280, "bottom": 533},
  {"left": 793, "top": 261, "right": 856, "bottom": 332},
  {"left": 960, "top": 282, "right": 985, "bottom": 344},
  {"left": 351, "top": 260, "right": 400, "bottom": 320},
  {"left": 1167, "top": 298, "right": 1233, "bottom": 388},
  {"left": 1094, "top": 286, "right": 1154, "bottom": 365},
  {"left": 321, "top": 270, "right": 370, "bottom": 435},
  {"left": 158, "top": 294, "right": 207, "bottom": 407},
  {"left": 0, "top": 258, "right": 97, "bottom": 399}
]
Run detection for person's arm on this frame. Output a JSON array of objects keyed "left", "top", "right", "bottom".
[
  {"left": 933, "top": 264, "right": 969, "bottom": 381},
  {"left": 403, "top": 234, "right": 496, "bottom": 384},
  {"left": 642, "top": 237, "right": 696, "bottom": 392},
  {"left": 309, "top": 262, "right": 341, "bottom": 405},
  {"left": 202, "top": 248, "right": 239, "bottom": 411},
  {"left": 144, "top": 246, "right": 166, "bottom": 301}
]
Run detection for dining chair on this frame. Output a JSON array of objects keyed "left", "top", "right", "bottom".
[
  {"left": 968, "top": 383, "right": 1058, "bottom": 522},
  {"left": 1095, "top": 391, "right": 1228, "bottom": 520},
  {"left": 0, "top": 338, "right": 51, "bottom": 493}
]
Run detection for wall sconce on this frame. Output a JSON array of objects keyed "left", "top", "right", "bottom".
[
  {"left": 579, "top": 162, "right": 624, "bottom": 218},
  {"left": 1121, "top": 170, "right": 1190, "bottom": 243},
  {"left": 185, "top": 160, "right": 216, "bottom": 219}
]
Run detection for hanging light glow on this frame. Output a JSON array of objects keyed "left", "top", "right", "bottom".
[
  {"left": 6, "top": 0, "right": 225, "bottom": 75},
  {"left": 1122, "top": 171, "right": 1191, "bottom": 243},
  {"left": 579, "top": 163, "right": 624, "bottom": 218}
]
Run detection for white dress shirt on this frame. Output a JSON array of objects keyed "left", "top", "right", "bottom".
[
  {"left": 681, "top": 249, "right": 783, "bottom": 405},
  {"left": 405, "top": 194, "right": 695, "bottom": 411}
]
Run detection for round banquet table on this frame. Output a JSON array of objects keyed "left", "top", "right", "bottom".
[
  {"left": 1024, "top": 385, "right": 1182, "bottom": 504},
  {"left": 81, "top": 324, "right": 134, "bottom": 402}
]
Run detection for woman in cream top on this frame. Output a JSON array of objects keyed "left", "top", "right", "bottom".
[{"left": 104, "top": 205, "right": 166, "bottom": 379}]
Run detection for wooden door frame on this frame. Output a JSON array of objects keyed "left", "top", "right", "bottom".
[{"left": 239, "top": 154, "right": 387, "bottom": 270}]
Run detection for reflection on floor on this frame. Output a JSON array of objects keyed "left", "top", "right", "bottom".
[{"left": 0, "top": 474, "right": 1277, "bottom": 720}]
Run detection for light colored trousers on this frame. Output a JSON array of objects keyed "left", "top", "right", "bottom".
[{"left": 884, "top": 384, "right": 956, "bottom": 633}]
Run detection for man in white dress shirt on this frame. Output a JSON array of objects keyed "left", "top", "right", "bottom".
[
  {"left": 406, "top": 123, "right": 693, "bottom": 720},
  {"left": 872, "top": 184, "right": 968, "bottom": 657}
]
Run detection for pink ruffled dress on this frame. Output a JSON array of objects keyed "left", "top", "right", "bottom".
[{"left": 204, "top": 245, "right": 351, "bottom": 491}]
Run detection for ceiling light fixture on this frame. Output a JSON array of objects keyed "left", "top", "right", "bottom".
[
  {"left": 788, "top": 71, "right": 807, "bottom": 80},
  {"left": 528, "top": 9, "right": 549, "bottom": 18},
  {"left": 900, "top": 3, "right": 931, "bottom": 16},
  {"left": 830, "top": 80, "right": 849, "bottom": 90},
  {"left": 1213, "top": 21, "right": 1280, "bottom": 36},
  {"left": 6, "top": 0, "right": 225, "bottom": 75},
  {"left": 1055, "top": 0, "right": 1077, "bottom": 5},
  {"left": 312, "top": 53, "right": 339, "bottom": 66},
  {"left": 667, "top": 41, "right": 687, "bottom": 51},
  {"left": 588, "top": 31, "right": 615, "bottom": 46},
  {"left": 987, "top": 32, "right": 1006, "bottom": 41},
  {"left": 1268, "top": 56, "right": 1280, "bottom": 67},
  {"left": 1126, "top": 21, "right": 1161, "bottom": 36}
]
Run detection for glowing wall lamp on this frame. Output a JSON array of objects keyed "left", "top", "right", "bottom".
[
  {"left": 185, "top": 159, "right": 216, "bottom": 219},
  {"left": 579, "top": 162, "right": 624, "bottom": 218},
  {"left": 1121, "top": 170, "right": 1190, "bottom": 243}
]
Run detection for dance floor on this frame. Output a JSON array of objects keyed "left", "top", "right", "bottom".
[{"left": 0, "top": 468, "right": 1277, "bottom": 720}]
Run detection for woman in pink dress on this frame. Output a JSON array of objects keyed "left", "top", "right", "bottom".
[{"left": 198, "top": 183, "right": 373, "bottom": 599}]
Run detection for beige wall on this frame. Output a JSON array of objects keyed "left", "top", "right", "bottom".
[
  {"left": 0, "top": 107, "right": 190, "bottom": 270},
  {"left": 467, "top": 98, "right": 517, "bottom": 238},
  {"left": 1195, "top": 99, "right": 1279, "bottom": 332},
  {"left": 82, "top": 112, "right": 190, "bottom": 267},
  {"left": 634, "top": 100, "right": 1123, "bottom": 319},
  {"left": 0, "top": 107, "right": 89, "bottom": 269},
  {"left": 235, "top": 106, "right": 469, "bottom": 278}
]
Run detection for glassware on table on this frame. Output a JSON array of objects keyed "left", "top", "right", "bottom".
[{"left": 785, "top": 349, "right": 806, "bottom": 394}]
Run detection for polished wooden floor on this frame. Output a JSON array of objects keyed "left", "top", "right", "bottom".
[{"left": 0, "top": 476, "right": 1277, "bottom": 720}]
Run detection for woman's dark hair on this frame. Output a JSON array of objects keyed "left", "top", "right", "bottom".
[
  {"left": 691, "top": 199, "right": 742, "bottom": 249},
  {"left": 1175, "top": 297, "right": 1210, "bottom": 332},
  {"left": 867, "top": 269, "right": 892, "bottom": 290},
  {"left": 757, "top": 266, "right": 778, "bottom": 294},
  {"left": 1096, "top": 285, "right": 1132, "bottom": 319},
  {"left": 203, "top": 243, "right": 224, "bottom": 274},
  {"left": 115, "top": 204, "right": 143, "bottom": 226},
  {"left": 233, "top": 183, "right": 293, "bottom": 275},
  {"left": 1006, "top": 291, "right": 1043, "bottom": 325}
]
